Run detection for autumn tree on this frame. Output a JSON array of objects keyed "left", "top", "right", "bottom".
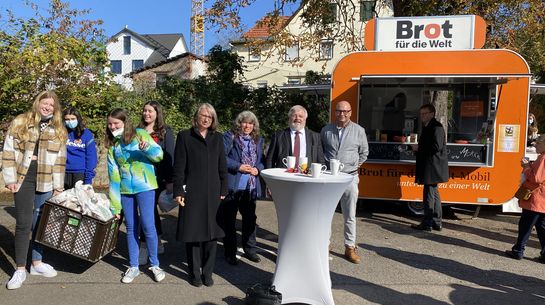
[{"left": 0, "top": 0, "right": 117, "bottom": 132}]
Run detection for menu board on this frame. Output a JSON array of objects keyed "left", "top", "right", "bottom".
[{"left": 368, "top": 142, "right": 487, "bottom": 164}]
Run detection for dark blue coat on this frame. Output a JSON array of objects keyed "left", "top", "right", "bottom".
[{"left": 223, "top": 131, "right": 265, "bottom": 198}]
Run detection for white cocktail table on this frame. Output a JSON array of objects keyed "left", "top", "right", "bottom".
[{"left": 261, "top": 168, "right": 354, "bottom": 305}]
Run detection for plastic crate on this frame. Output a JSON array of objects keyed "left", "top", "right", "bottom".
[{"left": 35, "top": 200, "right": 120, "bottom": 263}]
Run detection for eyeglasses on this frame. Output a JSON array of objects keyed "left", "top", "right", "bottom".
[
  {"left": 335, "top": 109, "right": 351, "bottom": 114},
  {"left": 199, "top": 114, "right": 213, "bottom": 119}
]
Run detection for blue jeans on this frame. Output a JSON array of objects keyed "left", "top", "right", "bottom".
[
  {"left": 121, "top": 190, "right": 159, "bottom": 267},
  {"left": 512, "top": 208, "right": 545, "bottom": 258},
  {"left": 31, "top": 191, "right": 53, "bottom": 261}
]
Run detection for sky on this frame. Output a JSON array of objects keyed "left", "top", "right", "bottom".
[{"left": 0, "top": 0, "right": 299, "bottom": 52}]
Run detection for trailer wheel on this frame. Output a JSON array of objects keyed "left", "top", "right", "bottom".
[{"left": 407, "top": 201, "right": 425, "bottom": 216}]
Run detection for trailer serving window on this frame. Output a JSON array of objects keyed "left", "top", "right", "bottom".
[{"left": 357, "top": 75, "right": 512, "bottom": 167}]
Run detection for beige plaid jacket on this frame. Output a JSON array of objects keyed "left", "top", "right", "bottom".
[{"left": 2, "top": 116, "right": 66, "bottom": 192}]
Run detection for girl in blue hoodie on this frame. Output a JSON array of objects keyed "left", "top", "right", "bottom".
[{"left": 63, "top": 107, "right": 98, "bottom": 189}]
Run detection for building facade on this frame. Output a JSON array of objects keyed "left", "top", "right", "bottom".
[
  {"left": 231, "top": 0, "right": 393, "bottom": 88},
  {"left": 106, "top": 27, "right": 188, "bottom": 89}
]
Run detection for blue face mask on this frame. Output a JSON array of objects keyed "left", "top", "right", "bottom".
[{"left": 65, "top": 119, "right": 78, "bottom": 129}]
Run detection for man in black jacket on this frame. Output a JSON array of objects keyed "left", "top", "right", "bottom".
[
  {"left": 265, "top": 105, "right": 324, "bottom": 169},
  {"left": 411, "top": 104, "right": 449, "bottom": 232}
]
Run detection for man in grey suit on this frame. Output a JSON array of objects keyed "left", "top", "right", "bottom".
[
  {"left": 321, "top": 100, "right": 368, "bottom": 264},
  {"left": 266, "top": 105, "right": 324, "bottom": 169}
]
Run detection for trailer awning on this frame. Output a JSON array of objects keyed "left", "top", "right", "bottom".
[
  {"left": 530, "top": 84, "right": 545, "bottom": 95},
  {"left": 357, "top": 74, "right": 530, "bottom": 86}
]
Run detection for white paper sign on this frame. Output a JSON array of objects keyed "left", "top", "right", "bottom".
[{"left": 375, "top": 15, "right": 475, "bottom": 51}]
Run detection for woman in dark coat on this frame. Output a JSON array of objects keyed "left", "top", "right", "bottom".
[
  {"left": 219, "top": 110, "right": 265, "bottom": 266},
  {"left": 173, "top": 103, "right": 227, "bottom": 287}
]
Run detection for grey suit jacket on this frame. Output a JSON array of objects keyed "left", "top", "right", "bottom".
[
  {"left": 321, "top": 121, "right": 369, "bottom": 174},
  {"left": 265, "top": 127, "right": 325, "bottom": 169}
]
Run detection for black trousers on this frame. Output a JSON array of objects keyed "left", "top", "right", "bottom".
[
  {"left": 185, "top": 240, "right": 217, "bottom": 280},
  {"left": 14, "top": 161, "right": 50, "bottom": 266},
  {"left": 64, "top": 172, "right": 85, "bottom": 189},
  {"left": 423, "top": 184, "right": 442, "bottom": 226},
  {"left": 218, "top": 190, "right": 257, "bottom": 258},
  {"left": 512, "top": 208, "right": 545, "bottom": 258}
]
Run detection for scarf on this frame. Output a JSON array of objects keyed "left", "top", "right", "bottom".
[{"left": 235, "top": 133, "right": 258, "bottom": 192}]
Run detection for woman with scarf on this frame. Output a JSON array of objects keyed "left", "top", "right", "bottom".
[{"left": 219, "top": 111, "right": 265, "bottom": 265}]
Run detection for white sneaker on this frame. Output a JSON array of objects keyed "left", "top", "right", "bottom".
[
  {"left": 6, "top": 270, "right": 26, "bottom": 290},
  {"left": 121, "top": 267, "right": 140, "bottom": 284},
  {"left": 149, "top": 266, "right": 165, "bottom": 282},
  {"left": 138, "top": 246, "right": 148, "bottom": 265},
  {"left": 30, "top": 263, "right": 57, "bottom": 277},
  {"left": 157, "top": 240, "right": 165, "bottom": 255}
]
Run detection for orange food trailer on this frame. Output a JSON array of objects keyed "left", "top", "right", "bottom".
[{"left": 330, "top": 15, "right": 531, "bottom": 209}]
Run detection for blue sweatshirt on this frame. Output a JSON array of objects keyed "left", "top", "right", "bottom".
[{"left": 66, "top": 128, "right": 98, "bottom": 184}]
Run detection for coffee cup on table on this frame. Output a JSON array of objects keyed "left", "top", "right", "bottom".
[
  {"left": 282, "top": 156, "right": 297, "bottom": 171},
  {"left": 330, "top": 159, "right": 345, "bottom": 175},
  {"left": 311, "top": 163, "right": 327, "bottom": 178}
]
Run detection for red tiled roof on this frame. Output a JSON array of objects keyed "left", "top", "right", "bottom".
[{"left": 242, "top": 16, "right": 291, "bottom": 39}]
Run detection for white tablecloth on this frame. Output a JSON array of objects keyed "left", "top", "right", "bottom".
[{"left": 261, "top": 168, "right": 354, "bottom": 305}]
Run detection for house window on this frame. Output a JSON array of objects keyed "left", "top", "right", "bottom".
[
  {"left": 325, "top": 2, "right": 338, "bottom": 24},
  {"left": 287, "top": 77, "right": 301, "bottom": 85},
  {"left": 156, "top": 73, "right": 168, "bottom": 86},
  {"left": 319, "top": 40, "right": 334, "bottom": 60},
  {"left": 284, "top": 43, "right": 299, "bottom": 61},
  {"left": 110, "top": 60, "right": 122, "bottom": 74},
  {"left": 132, "top": 60, "right": 144, "bottom": 72},
  {"left": 248, "top": 47, "right": 261, "bottom": 62},
  {"left": 360, "top": 0, "right": 375, "bottom": 22},
  {"left": 256, "top": 80, "right": 268, "bottom": 89},
  {"left": 123, "top": 36, "right": 131, "bottom": 55}
]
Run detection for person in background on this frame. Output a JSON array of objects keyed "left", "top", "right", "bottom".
[
  {"left": 173, "top": 103, "right": 227, "bottom": 287},
  {"left": 265, "top": 105, "right": 324, "bottom": 169},
  {"left": 63, "top": 107, "right": 98, "bottom": 189},
  {"left": 137, "top": 101, "right": 175, "bottom": 264},
  {"left": 3, "top": 90, "right": 67, "bottom": 290},
  {"left": 527, "top": 113, "right": 539, "bottom": 147},
  {"left": 105, "top": 108, "right": 165, "bottom": 284},
  {"left": 219, "top": 110, "right": 265, "bottom": 265},
  {"left": 505, "top": 134, "right": 545, "bottom": 263},
  {"left": 411, "top": 104, "right": 449, "bottom": 232},
  {"left": 321, "top": 100, "right": 369, "bottom": 264}
]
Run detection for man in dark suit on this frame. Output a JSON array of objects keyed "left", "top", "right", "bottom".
[
  {"left": 266, "top": 105, "right": 324, "bottom": 169},
  {"left": 411, "top": 104, "right": 449, "bottom": 232}
]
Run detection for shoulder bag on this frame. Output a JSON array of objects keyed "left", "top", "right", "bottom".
[
  {"left": 515, "top": 181, "right": 545, "bottom": 200},
  {"left": 245, "top": 283, "right": 282, "bottom": 305}
]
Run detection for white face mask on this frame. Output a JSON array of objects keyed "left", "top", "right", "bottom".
[
  {"left": 529, "top": 119, "right": 534, "bottom": 124},
  {"left": 111, "top": 128, "right": 124, "bottom": 138},
  {"left": 41, "top": 114, "right": 53, "bottom": 120}
]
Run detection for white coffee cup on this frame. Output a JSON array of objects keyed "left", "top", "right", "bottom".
[
  {"left": 282, "top": 156, "right": 296, "bottom": 170},
  {"left": 311, "top": 163, "right": 327, "bottom": 178},
  {"left": 330, "top": 159, "right": 345, "bottom": 175}
]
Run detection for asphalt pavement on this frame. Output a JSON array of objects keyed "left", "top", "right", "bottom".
[{"left": 0, "top": 198, "right": 544, "bottom": 305}]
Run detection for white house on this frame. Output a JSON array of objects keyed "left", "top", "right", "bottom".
[
  {"left": 231, "top": 0, "right": 393, "bottom": 88},
  {"left": 106, "top": 27, "right": 188, "bottom": 89}
]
